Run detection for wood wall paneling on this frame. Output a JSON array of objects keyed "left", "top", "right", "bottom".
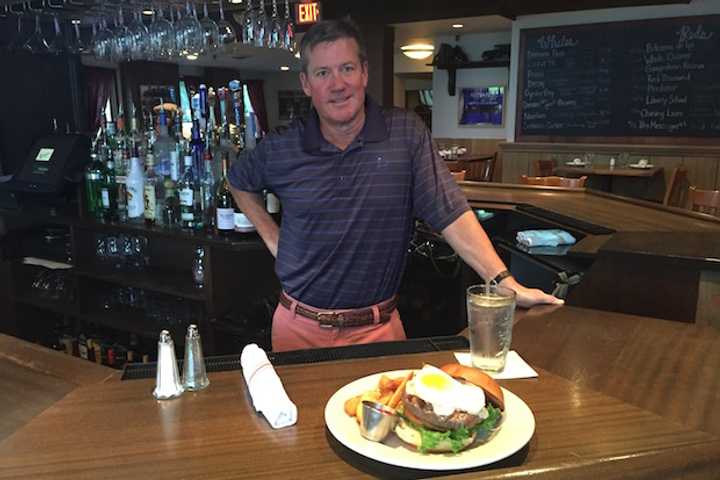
[
  {"left": 682, "top": 156, "right": 720, "bottom": 191},
  {"left": 696, "top": 270, "right": 720, "bottom": 330}
]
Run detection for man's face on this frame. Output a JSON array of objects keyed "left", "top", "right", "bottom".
[{"left": 300, "top": 37, "right": 368, "bottom": 129}]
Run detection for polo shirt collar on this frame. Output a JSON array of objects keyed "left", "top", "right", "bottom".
[{"left": 302, "top": 96, "right": 388, "bottom": 154}]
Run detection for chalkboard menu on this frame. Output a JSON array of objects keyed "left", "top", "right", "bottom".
[{"left": 517, "top": 16, "right": 720, "bottom": 142}]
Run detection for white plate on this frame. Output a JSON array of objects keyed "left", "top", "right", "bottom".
[
  {"left": 628, "top": 164, "right": 654, "bottom": 169},
  {"left": 324, "top": 369, "right": 535, "bottom": 471},
  {"left": 565, "top": 162, "right": 587, "bottom": 166}
]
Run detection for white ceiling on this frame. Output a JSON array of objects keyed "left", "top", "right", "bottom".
[{"left": 392, "top": 15, "right": 513, "bottom": 46}]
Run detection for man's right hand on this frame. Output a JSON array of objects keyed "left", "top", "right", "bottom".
[{"left": 230, "top": 188, "right": 280, "bottom": 257}]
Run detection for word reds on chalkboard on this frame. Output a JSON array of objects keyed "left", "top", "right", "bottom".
[{"left": 516, "top": 16, "right": 720, "bottom": 143}]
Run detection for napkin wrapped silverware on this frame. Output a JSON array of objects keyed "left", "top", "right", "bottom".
[{"left": 241, "top": 344, "right": 297, "bottom": 429}]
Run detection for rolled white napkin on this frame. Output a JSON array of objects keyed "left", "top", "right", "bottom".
[{"left": 241, "top": 344, "right": 298, "bottom": 429}]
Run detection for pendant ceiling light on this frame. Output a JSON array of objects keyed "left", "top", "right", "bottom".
[{"left": 401, "top": 43, "right": 434, "bottom": 60}]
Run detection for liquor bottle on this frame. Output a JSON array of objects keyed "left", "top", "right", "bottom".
[
  {"left": 178, "top": 155, "right": 199, "bottom": 229},
  {"left": 126, "top": 148, "right": 146, "bottom": 220},
  {"left": 84, "top": 153, "right": 105, "bottom": 219},
  {"left": 128, "top": 103, "right": 145, "bottom": 159},
  {"left": 215, "top": 153, "right": 235, "bottom": 236},
  {"left": 116, "top": 111, "right": 130, "bottom": 177},
  {"left": 200, "top": 147, "right": 216, "bottom": 230},
  {"left": 143, "top": 153, "right": 164, "bottom": 225},
  {"left": 117, "top": 183, "right": 128, "bottom": 222},
  {"left": 163, "top": 174, "right": 179, "bottom": 227},
  {"left": 154, "top": 106, "right": 177, "bottom": 178},
  {"left": 99, "top": 157, "right": 118, "bottom": 221}
]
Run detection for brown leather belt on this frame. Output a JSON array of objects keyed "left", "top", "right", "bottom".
[{"left": 279, "top": 292, "right": 398, "bottom": 328}]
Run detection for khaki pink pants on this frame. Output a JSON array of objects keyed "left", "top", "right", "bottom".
[{"left": 271, "top": 294, "right": 407, "bottom": 352}]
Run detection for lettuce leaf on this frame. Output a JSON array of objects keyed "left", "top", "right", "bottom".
[{"left": 398, "top": 405, "right": 502, "bottom": 454}]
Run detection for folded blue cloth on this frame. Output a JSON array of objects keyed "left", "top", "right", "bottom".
[
  {"left": 474, "top": 209, "right": 495, "bottom": 221},
  {"left": 516, "top": 229, "right": 576, "bottom": 248}
]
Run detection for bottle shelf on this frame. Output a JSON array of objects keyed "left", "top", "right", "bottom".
[
  {"left": 75, "top": 267, "right": 206, "bottom": 301},
  {"left": 16, "top": 294, "right": 78, "bottom": 316}
]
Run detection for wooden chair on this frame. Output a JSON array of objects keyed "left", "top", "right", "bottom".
[
  {"left": 663, "top": 166, "right": 690, "bottom": 208},
  {"left": 521, "top": 175, "right": 588, "bottom": 188},
  {"left": 689, "top": 186, "right": 720, "bottom": 217},
  {"left": 450, "top": 170, "right": 466, "bottom": 182},
  {"left": 534, "top": 159, "right": 557, "bottom": 177}
]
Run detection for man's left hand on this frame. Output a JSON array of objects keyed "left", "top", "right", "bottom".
[{"left": 503, "top": 278, "right": 564, "bottom": 308}]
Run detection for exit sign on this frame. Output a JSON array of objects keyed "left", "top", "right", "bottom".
[{"left": 296, "top": 1, "right": 321, "bottom": 25}]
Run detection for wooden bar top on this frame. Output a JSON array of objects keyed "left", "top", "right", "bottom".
[
  {"left": 0, "top": 334, "right": 115, "bottom": 443},
  {"left": 459, "top": 182, "right": 720, "bottom": 233},
  {"left": 1, "top": 307, "right": 719, "bottom": 479}
]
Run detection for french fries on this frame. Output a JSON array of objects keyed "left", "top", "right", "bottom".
[{"left": 344, "top": 372, "right": 414, "bottom": 423}]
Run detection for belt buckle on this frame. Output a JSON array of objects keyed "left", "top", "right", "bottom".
[{"left": 317, "top": 311, "right": 342, "bottom": 328}]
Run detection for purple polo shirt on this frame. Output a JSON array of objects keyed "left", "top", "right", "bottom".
[{"left": 228, "top": 97, "right": 469, "bottom": 309}]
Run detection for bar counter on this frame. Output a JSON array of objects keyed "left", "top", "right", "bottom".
[{"left": 1, "top": 306, "right": 719, "bottom": 479}]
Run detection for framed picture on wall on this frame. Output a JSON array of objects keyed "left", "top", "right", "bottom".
[
  {"left": 278, "top": 90, "right": 312, "bottom": 122},
  {"left": 458, "top": 86, "right": 505, "bottom": 127}
]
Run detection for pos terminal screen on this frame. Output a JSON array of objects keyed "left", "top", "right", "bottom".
[{"left": 32, "top": 148, "right": 54, "bottom": 174}]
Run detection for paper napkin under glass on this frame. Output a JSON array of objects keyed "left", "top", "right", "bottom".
[
  {"left": 241, "top": 344, "right": 298, "bottom": 429},
  {"left": 453, "top": 351, "right": 539, "bottom": 380}
]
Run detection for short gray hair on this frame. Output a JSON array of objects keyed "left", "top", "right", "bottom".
[{"left": 299, "top": 18, "right": 367, "bottom": 73}]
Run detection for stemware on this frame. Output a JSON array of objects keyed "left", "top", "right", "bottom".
[
  {"left": 47, "top": 14, "right": 68, "bottom": 54},
  {"left": 149, "top": 4, "right": 174, "bottom": 58},
  {"left": 24, "top": 14, "right": 50, "bottom": 54},
  {"left": 253, "top": 0, "right": 270, "bottom": 48},
  {"left": 67, "top": 19, "right": 87, "bottom": 54},
  {"left": 127, "top": 10, "right": 149, "bottom": 60},
  {"left": 199, "top": 0, "right": 219, "bottom": 50},
  {"left": 269, "top": 0, "right": 282, "bottom": 48},
  {"left": 282, "top": 0, "right": 295, "bottom": 52},
  {"left": 92, "top": 18, "right": 113, "bottom": 59},
  {"left": 242, "top": 0, "right": 255, "bottom": 45},
  {"left": 216, "top": 0, "right": 236, "bottom": 46},
  {"left": 6, "top": 13, "right": 27, "bottom": 52},
  {"left": 110, "top": 9, "right": 131, "bottom": 61},
  {"left": 175, "top": 1, "right": 204, "bottom": 57}
]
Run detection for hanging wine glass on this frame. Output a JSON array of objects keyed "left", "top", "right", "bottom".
[
  {"left": 128, "top": 10, "right": 149, "bottom": 60},
  {"left": 149, "top": 4, "right": 172, "bottom": 58},
  {"left": 175, "top": 1, "right": 203, "bottom": 57},
  {"left": 67, "top": 19, "right": 87, "bottom": 54},
  {"left": 92, "top": 18, "right": 113, "bottom": 59},
  {"left": 6, "top": 11, "right": 27, "bottom": 52},
  {"left": 269, "top": 0, "right": 282, "bottom": 48},
  {"left": 24, "top": 14, "right": 50, "bottom": 54},
  {"left": 282, "top": 0, "right": 296, "bottom": 52},
  {"left": 216, "top": 0, "right": 236, "bottom": 47},
  {"left": 242, "top": 0, "right": 255, "bottom": 45},
  {"left": 199, "top": 0, "right": 219, "bottom": 51},
  {"left": 112, "top": 9, "right": 133, "bottom": 61},
  {"left": 47, "top": 14, "right": 68, "bottom": 54},
  {"left": 253, "top": 0, "right": 270, "bottom": 48}
]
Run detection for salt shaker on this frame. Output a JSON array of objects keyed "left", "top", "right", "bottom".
[
  {"left": 153, "top": 330, "right": 184, "bottom": 400},
  {"left": 182, "top": 324, "right": 210, "bottom": 391}
]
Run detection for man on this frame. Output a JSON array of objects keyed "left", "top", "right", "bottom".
[{"left": 229, "top": 19, "right": 562, "bottom": 352}]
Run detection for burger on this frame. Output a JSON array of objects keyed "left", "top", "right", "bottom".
[{"left": 394, "top": 363, "right": 504, "bottom": 453}]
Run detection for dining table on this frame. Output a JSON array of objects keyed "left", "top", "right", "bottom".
[
  {"left": 0, "top": 306, "right": 719, "bottom": 479},
  {"left": 554, "top": 163, "right": 665, "bottom": 201}
]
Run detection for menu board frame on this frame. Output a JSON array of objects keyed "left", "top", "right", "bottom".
[{"left": 516, "top": 15, "right": 720, "bottom": 145}]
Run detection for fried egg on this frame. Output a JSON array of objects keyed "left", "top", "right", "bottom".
[{"left": 405, "top": 364, "right": 486, "bottom": 417}]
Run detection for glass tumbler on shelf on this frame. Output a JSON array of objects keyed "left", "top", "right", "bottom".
[
  {"left": 466, "top": 283, "right": 516, "bottom": 372},
  {"left": 192, "top": 246, "right": 206, "bottom": 288}
]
